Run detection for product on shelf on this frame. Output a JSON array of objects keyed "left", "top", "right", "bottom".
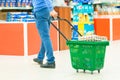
[
  {"left": 1, "top": 0, "right": 6, "bottom": 7},
  {"left": 72, "top": 0, "right": 94, "bottom": 40},
  {"left": 6, "top": 0, "right": 10, "bottom": 7},
  {"left": 6, "top": 12, "right": 35, "bottom": 22},
  {"left": 94, "top": 2, "right": 120, "bottom": 15},
  {"left": 10, "top": 0, "right": 17, "bottom": 7},
  {"left": 17, "top": 0, "right": 22, "bottom": 7},
  {"left": 26, "top": 0, "right": 32, "bottom": 7},
  {"left": 0, "top": 0, "right": 32, "bottom": 7},
  {"left": 78, "top": 34, "right": 108, "bottom": 41},
  {"left": 72, "top": 25, "right": 79, "bottom": 40}
]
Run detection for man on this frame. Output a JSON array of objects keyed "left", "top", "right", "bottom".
[{"left": 32, "top": 0, "right": 58, "bottom": 68}]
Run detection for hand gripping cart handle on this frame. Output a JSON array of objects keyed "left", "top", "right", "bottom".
[{"left": 50, "top": 16, "right": 82, "bottom": 41}]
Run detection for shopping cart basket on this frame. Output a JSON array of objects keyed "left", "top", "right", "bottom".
[{"left": 51, "top": 17, "right": 109, "bottom": 74}]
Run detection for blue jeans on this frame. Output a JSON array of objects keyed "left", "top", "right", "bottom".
[{"left": 34, "top": 8, "right": 55, "bottom": 63}]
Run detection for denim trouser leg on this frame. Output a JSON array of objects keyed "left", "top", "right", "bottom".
[
  {"left": 34, "top": 8, "right": 55, "bottom": 63},
  {"left": 37, "top": 42, "right": 45, "bottom": 60}
]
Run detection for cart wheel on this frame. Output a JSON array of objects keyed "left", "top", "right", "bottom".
[
  {"left": 98, "top": 70, "right": 100, "bottom": 73},
  {"left": 83, "top": 69, "right": 86, "bottom": 73},
  {"left": 91, "top": 71, "right": 93, "bottom": 74},
  {"left": 76, "top": 69, "right": 79, "bottom": 73}
]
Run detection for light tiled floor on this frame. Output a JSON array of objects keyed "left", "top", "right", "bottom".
[{"left": 0, "top": 40, "right": 120, "bottom": 80}]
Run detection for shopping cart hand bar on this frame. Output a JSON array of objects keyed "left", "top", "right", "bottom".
[
  {"left": 50, "top": 22, "right": 68, "bottom": 41},
  {"left": 51, "top": 16, "right": 82, "bottom": 41},
  {"left": 52, "top": 16, "right": 82, "bottom": 37}
]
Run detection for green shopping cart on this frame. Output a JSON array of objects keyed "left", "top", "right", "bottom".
[{"left": 51, "top": 17, "right": 109, "bottom": 74}]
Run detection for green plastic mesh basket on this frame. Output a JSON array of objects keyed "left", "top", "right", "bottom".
[{"left": 67, "top": 40, "right": 109, "bottom": 73}]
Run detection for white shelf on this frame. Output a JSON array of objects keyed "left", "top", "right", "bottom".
[
  {"left": 0, "top": 7, "right": 32, "bottom": 11},
  {"left": 94, "top": 15, "right": 120, "bottom": 18}
]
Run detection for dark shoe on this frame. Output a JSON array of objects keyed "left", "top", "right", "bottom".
[
  {"left": 33, "top": 58, "right": 43, "bottom": 65},
  {"left": 40, "top": 62, "right": 55, "bottom": 69}
]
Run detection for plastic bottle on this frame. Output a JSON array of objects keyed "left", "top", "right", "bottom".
[
  {"left": 73, "top": 5, "right": 78, "bottom": 16},
  {"left": 17, "top": 0, "right": 22, "bottom": 7},
  {"left": 72, "top": 25, "right": 79, "bottom": 40},
  {"left": 1, "top": 0, "right": 6, "bottom": 7},
  {"left": 6, "top": 0, "right": 11, "bottom": 7},
  {"left": 21, "top": 0, "right": 26, "bottom": 7},
  {"left": 11, "top": 0, "right": 17, "bottom": 7}
]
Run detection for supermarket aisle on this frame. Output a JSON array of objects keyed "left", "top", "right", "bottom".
[{"left": 0, "top": 40, "right": 120, "bottom": 80}]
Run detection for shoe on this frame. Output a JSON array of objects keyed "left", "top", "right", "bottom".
[
  {"left": 33, "top": 58, "right": 43, "bottom": 65},
  {"left": 40, "top": 62, "right": 55, "bottom": 69}
]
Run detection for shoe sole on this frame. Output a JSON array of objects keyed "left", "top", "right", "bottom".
[
  {"left": 40, "top": 66, "right": 55, "bottom": 69},
  {"left": 33, "top": 60, "right": 43, "bottom": 65}
]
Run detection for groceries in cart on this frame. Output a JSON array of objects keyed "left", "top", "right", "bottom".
[{"left": 78, "top": 34, "right": 108, "bottom": 41}]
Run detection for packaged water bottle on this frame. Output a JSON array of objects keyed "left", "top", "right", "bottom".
[
  {"left": 73, "top": 5, "right": 78, "bottom": 16},
  {"left": 88, "top": 4, "right": 94, "bottom": 13},
  {"left": 77, "top": 3, "right": 83, "bottom": 14},
  {"left": 83, "top": 4, "right": 89, "bottom": 13},
  {"left": 21, "top": 0, "right": 26, "bottom": 7},
  {"left": 1, "top": 0, "right": 6, "bottom": 7},
  {"left": 0, "top": 0, "right": 1, "bottom": 7},
  {"left": 17, "top": 0, "right": 22, "bottom": 7},
  {"left": 26, "top": 0, "right": 31, "bottom": 7},
  {"left": 6, "top": 0, "right": 11, "bottom": 7},
  {"left": 10, "top": 0, "right": 17, "bottom": 7},
  {"left": 73, "top": 15, "right": 79, "bottom": 23}
]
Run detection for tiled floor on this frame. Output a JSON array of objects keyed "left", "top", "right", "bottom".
[{"left": 0, "top": 40, "right": 120, "bottom": 80}]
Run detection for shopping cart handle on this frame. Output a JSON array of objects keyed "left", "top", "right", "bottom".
[
  {"left": 51, "top": 16, "right": 82, "bottom": 41},
  {"left": 57, "top": 16, "right": 82, "bottom": 36},
  {"left": 50, "top": 21, "right": 68, "bottom": 41},
  {"left": 51, "top": 16, "right": 69, "bottom": 21},
  {"left": 51, "top": 17, "right": 58, "bottom": 21}
]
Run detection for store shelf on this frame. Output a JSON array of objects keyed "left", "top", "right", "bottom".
[
  {"left": 0, "top": 7, "right": 33, "bottom": 12},
  {"left": 94, "top": 15, "right": 120, "bottom": 18},
  {"left": 94, "top": 15, "right": 120, "bottom": 41}
]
